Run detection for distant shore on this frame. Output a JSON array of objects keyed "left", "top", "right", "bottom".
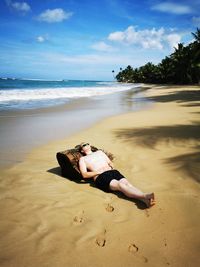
[{"left": 0, "top": 84, "right": 199, "bottom": 267}]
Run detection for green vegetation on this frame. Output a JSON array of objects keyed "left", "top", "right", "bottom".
[{"left": 115, "top": 29, "right": 200, "bottom": 85}]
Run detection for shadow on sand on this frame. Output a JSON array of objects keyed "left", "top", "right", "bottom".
[
  {"left": 47, "top": 167, "right": 147, "bottom": 209},
  {"left": 165, "top": 150, "right": 200, "bottom": 183},
  {"left": 47, "top": 167, "right": 91, "bottom": 184},
  {"left": 146, "top": 89, "right": 200, "bottom": 105},
  {"left": 114, "top": 123, "right": 200, "bottom": 149},
  {"left": 114, "top": 122, "right": 200, "bottom": 182}
]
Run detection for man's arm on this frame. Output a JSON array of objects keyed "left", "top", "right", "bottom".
[{"left": 79, "top": 157, "right": 100, "bottom": 179}]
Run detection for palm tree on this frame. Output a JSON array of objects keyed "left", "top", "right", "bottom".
[
  {"left": 112, "top": 70, "right": 115, "bottom": 79},
  {"left": 115, "top": 29, "right": 200, "bottom": 84},
  {"left": 170, "top": 43, "right": 190, "bottom": 83},
  {"left": 159, "top": 56, "right": 174, "bottom": 83},
  {"left": 191, "top": 28, "right": 200, "bottom": 84},
  {"left": 192, "top": 28, "right": 200, "bottom": 42}
]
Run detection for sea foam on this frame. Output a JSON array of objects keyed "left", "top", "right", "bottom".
[
  {"left": 0, "top": 84, "right": 135, "bottom": 102},
  {"left": 0, "top": 80, "right": 139, "bottom": 110}
]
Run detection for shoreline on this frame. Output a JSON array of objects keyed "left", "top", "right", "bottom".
[
  {"left": 0, "top": 85, "right": 152, "bottom": 169},
  {"left": 0, "top": 84, "right": 200, "bottom": 267}
]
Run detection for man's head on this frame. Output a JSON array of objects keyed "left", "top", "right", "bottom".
[{"left": 79, "top": 142, "right": 91, "bottom": 155}]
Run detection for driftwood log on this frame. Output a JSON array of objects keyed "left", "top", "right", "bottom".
[{"left": 56, "top": 145, "right": 114, "bottom": 181}]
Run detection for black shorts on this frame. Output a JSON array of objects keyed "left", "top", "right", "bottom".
[{"left": 95, "top": 170, "right": 124, "bottom": 192}]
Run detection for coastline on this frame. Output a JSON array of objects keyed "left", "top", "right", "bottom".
[
  {"left": 0, "top": 85, "right": 151, "bottom": 169},
  {"left": 0, "top": 84, "right": 200, "bottom": 267}
]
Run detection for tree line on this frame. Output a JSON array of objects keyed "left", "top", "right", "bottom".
[{"left": 115, "top": 29, "right": 200, "bottom": 85}]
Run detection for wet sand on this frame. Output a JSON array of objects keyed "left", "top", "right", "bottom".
[
  {"left": 0, "top": 84, "right": 200, "bottom": 267},
  {"left": 0, "top": 86, "right": 151, "bottom": 168}
]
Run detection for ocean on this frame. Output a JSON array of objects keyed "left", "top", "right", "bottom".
[{"left": 0, "top": 78, "right": 137, "bottom": 111}]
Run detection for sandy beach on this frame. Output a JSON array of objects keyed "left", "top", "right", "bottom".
[{"left": 0, "top": 84, "right": 200, "bottom": 267}]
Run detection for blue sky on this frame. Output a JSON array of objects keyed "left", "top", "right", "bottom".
[{"left": 0, "top": 0, "right": 199, "bottom": 80}]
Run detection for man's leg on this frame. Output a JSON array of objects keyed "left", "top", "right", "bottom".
[{"left": 109, "top": 178, "right": 155, "bottom": 208}]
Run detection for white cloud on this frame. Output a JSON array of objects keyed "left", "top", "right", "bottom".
[
  {"left": 36, "top": 35, "right": 48, "bottom": 43},
  {"left": 108, "top": 31, "right": 125, "bottom": 42},
  {"left": 165, "top": 33, "right": 181, "bottom": 49},
  {"left": 192, "top": 16, "right": 200, "bottom": 26},
  {"left": 37, "top": 8, "right": 73, "bottom": 23},
  {"left": 108, "top": 26, "right": 182, "bottom": 50},
  {"left": 91, "top": 41, "right": 117, "bottom": 52},
  {"left": 6, "top": 0, "right": 31, "bottom": 13},
  {"left": 151, "top": 2, "right": 192, "bottom": 15},
  {"left": 108, "top": 26, "right": 164, "bottom": 49}
]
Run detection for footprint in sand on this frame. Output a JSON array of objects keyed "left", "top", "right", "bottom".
[
  {"left": 105, "top": 203, "right": 114, "bottom": 212},
  {"left": 128, "top": 243, "right": 148, "bottom": 263},
  {"left": 73, "top": 216, "right": 84, "bottom": 223},
  {"left": 73, "top": 211, "right": 84, "bottom": 224},
  {"left": 128, "top": 243, "right": 139, "bottom": 253},
  {"left": 141, "top": 256, "right": 148, "bottom": 263},
  {"left": 95, "top": 229, "right": 106, "bottom": 247}
]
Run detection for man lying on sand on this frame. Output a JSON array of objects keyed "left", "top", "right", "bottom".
[{"left": 79, "top": 142, "right": 155, "bottom": 208}]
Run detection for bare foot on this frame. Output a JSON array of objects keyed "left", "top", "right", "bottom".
[{"left": 142, "top": 193, "right": 155, "bottom": 208}]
